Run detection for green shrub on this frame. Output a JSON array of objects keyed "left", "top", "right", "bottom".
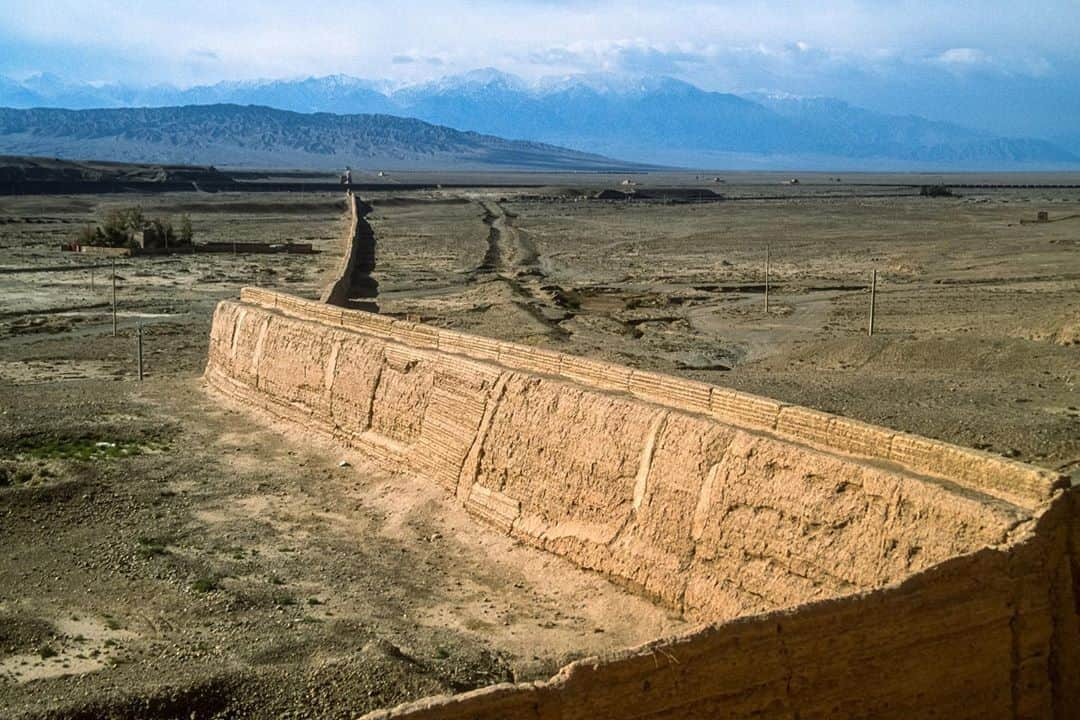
[
  {"left": 136, "top": 536, "right": 169, "bottom": 557},
  {"left": 100, "top": 208, "right": 134, "bottom": 247},
  {"left": 81, "top": 206, "right": 198, "bottom": 249},
  {"left": 192, "top": 577, "right": 218, "bottom": 593}
]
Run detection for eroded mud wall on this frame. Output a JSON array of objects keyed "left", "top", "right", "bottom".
[
  {"left": 320, "top": 192, "right": 378, "bottom": 310},
  {"left": 204, "top": 289, "right": 1078, "bottom": 718}
]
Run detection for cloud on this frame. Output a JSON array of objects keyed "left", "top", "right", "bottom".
[
  {"left": 936, "top": 47, "right": 990, "bottom": 66},
  {"left": 186, "top": 49, "right": 221, "bottom": 63},
  {"left": 610, "top": 44, "right": 708, "bottom": 74},
  {"left": 527, "top": 47, "right": 588, "bottom": 67},
  {"left": 393, "top": 54, "right": 444, "bottom": 68},
  {"left": 2, "top": 0, "right": 1078, "bottom": 85},
  {"left": 0, "top": 0, "right": 1076, "bottom": 137}
]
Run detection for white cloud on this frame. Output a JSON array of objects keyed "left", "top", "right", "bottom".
[
  {"left": 937, "top": 47, "right": 989, "bottom": 66},
  {"left": 1, "top": 0, "right": 1078, "bottom": 86}
]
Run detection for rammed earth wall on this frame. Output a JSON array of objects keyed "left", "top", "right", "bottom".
[{"left": 205, "top": 288, "right": 1079, "bottom": 719}]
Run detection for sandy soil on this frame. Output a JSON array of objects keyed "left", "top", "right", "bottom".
[{"left": 1, "top": 177, "right": 1078, "bottom": 717}]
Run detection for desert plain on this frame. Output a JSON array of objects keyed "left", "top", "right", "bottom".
[{"left": 1, "top": 172, "right": 1078, "bottom": 718}]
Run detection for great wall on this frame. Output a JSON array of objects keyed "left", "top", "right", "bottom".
[{"left": 203, "top": 192, "right": 1080, "bottom": 719}]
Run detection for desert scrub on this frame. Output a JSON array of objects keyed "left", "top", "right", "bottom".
[
  {"left": 272, "top": 592, "right": 297, "bottom": 607},
  {"left": 136, "top": 536, "right": 171, "bottom": 557},
  {"left": 191, "top": 577, "right": 219, "bottom": 593}
]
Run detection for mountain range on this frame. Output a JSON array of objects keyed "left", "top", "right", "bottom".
[
  {"left": 1, "top": 70, "right": 1076, "bottom": 170},
  {"left": 0, "top": 105, "right": 638, "bottom": 171}
]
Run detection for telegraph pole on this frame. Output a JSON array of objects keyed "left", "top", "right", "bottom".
[
  {"left": 111, "top": 260, "right": 118, "bottom": 337},
  {"left": 868, "top": 269, "right": 877, "bottom": 337},
  {"left": 764, "top": 244, "right": 771, "bottom": 314}
]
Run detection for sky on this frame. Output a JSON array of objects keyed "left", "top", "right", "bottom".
[{"left": 1, "top": 0, "right": 1078, "bottom": 138}]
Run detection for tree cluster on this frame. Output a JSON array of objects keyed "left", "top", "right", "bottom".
[{"left": 77, "top": 208, "right": 194, "bottom": 249}]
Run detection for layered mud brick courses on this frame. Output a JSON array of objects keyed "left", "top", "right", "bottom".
[{"left": 205, "top": 288, "right": 1078, "bottom": 719}]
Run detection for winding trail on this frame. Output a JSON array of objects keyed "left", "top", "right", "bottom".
[{"left": 471, "top": 201, "right": 575, "bottom": 336}]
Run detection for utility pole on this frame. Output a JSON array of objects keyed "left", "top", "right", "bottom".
[
  {"left": 111, "top": 259, "right": 118, "bottom": 337},
  {"left": 868, "top": 269, "right": 877, "bottom": 337},
  {"left": 137, "top": 324, "right": 144, "bottom": 381},
  {"left": 764, "top": 244, "right": 771, "bottom": 314}
]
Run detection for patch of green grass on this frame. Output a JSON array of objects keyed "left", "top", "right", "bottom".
[
  {"left": 12, "top": 436, "right": 165, "bottom": 462},
  {"left": 307, "top": 597, "right": 322, "bottom": 606},
  {"left": 191, "top": 577, "right": 218, "bottom": 593},
  {"left": 104, "top": 618, "right": 122, "bottom": 631}
]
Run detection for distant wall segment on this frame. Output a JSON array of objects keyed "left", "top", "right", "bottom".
[
  {"left": 205, "top": 288, "right": 1079, "bottom": 719},
  {"left": 320, "top": 192, "right": 378, "bottom": 311}
]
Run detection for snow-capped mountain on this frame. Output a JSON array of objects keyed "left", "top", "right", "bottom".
[{"left": 1, "top": 71, "right": 1075, "bottom": 169}]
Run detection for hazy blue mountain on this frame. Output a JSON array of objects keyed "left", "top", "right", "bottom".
[
  {"left": 391, "top": 73, "right": 796, "bottom": 160},
  {"left": 1051, "top": 133, "right": 1080, "bottom": 158},
  {"left": 170, "top": 75, "right": 395, "bottom": 116},
  {"left": 386, "top": 73, "right": 1071, "bottom": 168},
  {"left": 744, "top": 93, "right": 1072, "bottom": 165},
  {"left": 1, "top": 71, "right": 1075, "bottom": 169},
  {"left": 0, "top": 104, "right": 641, "bottom": 170}
]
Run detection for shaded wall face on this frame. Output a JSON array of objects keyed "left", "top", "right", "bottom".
[{"left": 205, "top": 299, "right": 1019, "bottom": 622}]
